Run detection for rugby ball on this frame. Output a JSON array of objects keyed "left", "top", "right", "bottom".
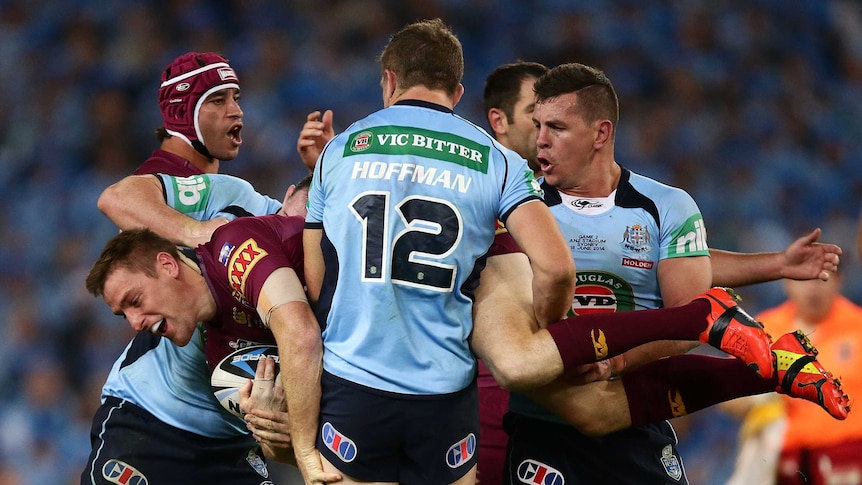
[{"left": 211, "top": 345, "right": 280, "bottom": 418}]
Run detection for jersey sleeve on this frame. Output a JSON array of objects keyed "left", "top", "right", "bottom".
[
  {"left": 305, "top": 138, "right": 337, "bottom": 228},
  {"left": 496, "top": 147, "right": 544, "bottom": 223},
  {"left": 657, "top": 187, "right": 710, "bottom": 260},
  {"left": 159, "top": 173, "right": 281, "bottom": 221}
]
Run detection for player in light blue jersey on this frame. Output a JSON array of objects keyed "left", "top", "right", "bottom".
[
  {"left": 501, "top": 63, "right": 850, "bottom": 485},
  {"left": 304, "top": 19, "right": 575, "bottom": 485}
]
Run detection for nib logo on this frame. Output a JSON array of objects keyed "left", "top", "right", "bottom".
[
  {"left": 102, "top": 460, "right": 148, "bottom": 485},
  {"left": 516, "top": 459, "right": 565, "bottom": 485},
  {"left": 445, "top": 433, "right": 476, "bottom": 468},
  {"left": 591, "top": 329, "right": 608, "bottom": 360},
  {"left": 321, "top": 422, "right": 357, "bottom": 463}
]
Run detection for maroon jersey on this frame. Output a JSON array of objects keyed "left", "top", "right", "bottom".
[
  {"left": 195, "top": 214, "right": 306, "bottom": 371},
  {"left": 488, "top": 220, "right": 522, "bottom": 257},
  {"left": 134, "top": 149, "right": 204, "bottom": 177}
]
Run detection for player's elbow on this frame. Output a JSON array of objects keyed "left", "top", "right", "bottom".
[
  {"left": 97, "top": 184, "right": 123, "bottom": 222},
  {"left": 490, "top": 359, "right": 546, "bottom": 392},
  {"left": 537, "top": 258, "right": 576, "bottom": 295},
  {"left": 550, "top": 258, "right": 577, "bottom": 288}
]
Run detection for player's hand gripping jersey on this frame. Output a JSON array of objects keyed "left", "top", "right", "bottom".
[{"left": 306, "top": 100, "right": 542, "bottom": 395}]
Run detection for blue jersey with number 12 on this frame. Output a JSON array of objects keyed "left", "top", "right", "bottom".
[{"left": 306, "top": 100, "right": 541, "bottom": 395}]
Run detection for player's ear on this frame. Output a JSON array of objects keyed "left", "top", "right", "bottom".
[
  {"left": 594, "top": 119, "right": 614, "bottom": 148},
  {"left": 282, "top": 185, "right": 296, "bottom": 206},
  {"left": 156, "top": 251, "right": 180, "bottom": 278},
  {"left": 452, "top": 83, "right": 465, "bottom": 107},
  {"left": 382, "top": 69, "right": 398, "bottom": 104},
  {"left": 487, "top": 108, "right": 508, "bottom": 136}
]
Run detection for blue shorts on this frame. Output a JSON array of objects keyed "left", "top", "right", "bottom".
[
  {"left": 317, "top": 371, "right": 479, "bottom": 484},
  {"left": 81, "top": 397, "right": 271, "bottom": 485},
  {"left": 503, "top": 412, "right": 689, "bottom": 485}
]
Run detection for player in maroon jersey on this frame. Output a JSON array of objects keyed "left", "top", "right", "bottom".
[{"left": 85, "top": 215, "right": 341, "bottom": 485}]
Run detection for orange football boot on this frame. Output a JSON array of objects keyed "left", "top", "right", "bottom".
[
  {"left": 697, "top": 287, "right": 774, "bottom": 379},
  {"left": 772, "top": 330, "right": 851, "bottom": 420}
]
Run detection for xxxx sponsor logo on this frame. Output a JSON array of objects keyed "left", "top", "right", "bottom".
[{"left": 228, "top": 238, "right": 268, "bottom": 301}]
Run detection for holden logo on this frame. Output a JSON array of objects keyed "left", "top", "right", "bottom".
[{"left": 176, "top": 82, "right": 191, "bottom": 92}]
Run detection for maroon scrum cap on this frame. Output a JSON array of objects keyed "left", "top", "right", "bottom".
[{"left": 158, "top": 52, "right": 240, "bottom": 152}]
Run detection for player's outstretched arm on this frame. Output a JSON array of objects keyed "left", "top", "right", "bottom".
[
  {"left": 98, "top": 174, "right": 227, "bottom": 247},
  {"left": 297, "top": 110, "right": 335, "bottom": 171},
  {"left": 710, "top": 228, "right": 841, "bottom": 287}
]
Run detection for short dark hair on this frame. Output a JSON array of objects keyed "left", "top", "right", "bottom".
[
  {"left": 534, "top": 63, "right": 619, "bottom": 127},
  {"left": 379, "top": 18, "right": 463, "bottom": 96},
  {"left": 294, "top": 173, "right": 312, "bottom": 194},
  {"left": 86, "top": 228, "right": 179, "bottom": 297},
  {"left": 483, "top": 61, "right": 548, "bottom": 122}
]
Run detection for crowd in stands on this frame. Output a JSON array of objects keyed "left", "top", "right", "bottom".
[{"left": 1, "top": 1, "right": 860, "bottom": 482}]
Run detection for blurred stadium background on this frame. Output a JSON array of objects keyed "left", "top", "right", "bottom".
[{"left": 1, "top": 1, "right": 861, "bottom": 483}]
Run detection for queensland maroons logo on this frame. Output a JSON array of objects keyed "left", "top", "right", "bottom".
[{"left": 572, "top": 271, "right": 634, "bottom": 314}]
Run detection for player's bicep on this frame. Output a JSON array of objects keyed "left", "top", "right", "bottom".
[
  {"left": 256, "top": 267, "right": 308, "bottom": 328},
  {"left": 504, "top": 200, "right": 574, "bottom": 282},
  {"left": 656, "top": 255, "right": 711, "bottom": 307}
]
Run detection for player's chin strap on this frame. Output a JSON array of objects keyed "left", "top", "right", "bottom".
[{"left": 192, "top": 139, "right": 214, "bottom": 159}]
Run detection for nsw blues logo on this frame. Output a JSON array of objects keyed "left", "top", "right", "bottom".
[
  {"left": 102, "top": 459, "right": 148, "bottom": 485},
  {"left": 660, "top": 444, "right": 683, "bottom": 481},
  {"left": 446, "top": 433, "right": 476, "bottom": 468},
  {"left": 516, "top": 459, "right": 565, "bottom": 485},
  {"left": 246, "top": 449, "right": 269, "bottom": 478},
  {"left": 621, "top": 224, "right": 651, "bottom": 254},
  {"left": 321, "top": 422, "right": 357, "bottom": 462}
]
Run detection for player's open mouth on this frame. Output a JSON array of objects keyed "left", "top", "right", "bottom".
[
  {"left": 228, "top": 125, "right": 242, "bottom": 145},
  {"left": 150, "top": 319, "right": 166, "bottom": 334}
]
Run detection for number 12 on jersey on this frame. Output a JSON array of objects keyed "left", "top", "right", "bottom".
[{"left": 349, "top": 191, "right": 463, "bottom": 293}]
